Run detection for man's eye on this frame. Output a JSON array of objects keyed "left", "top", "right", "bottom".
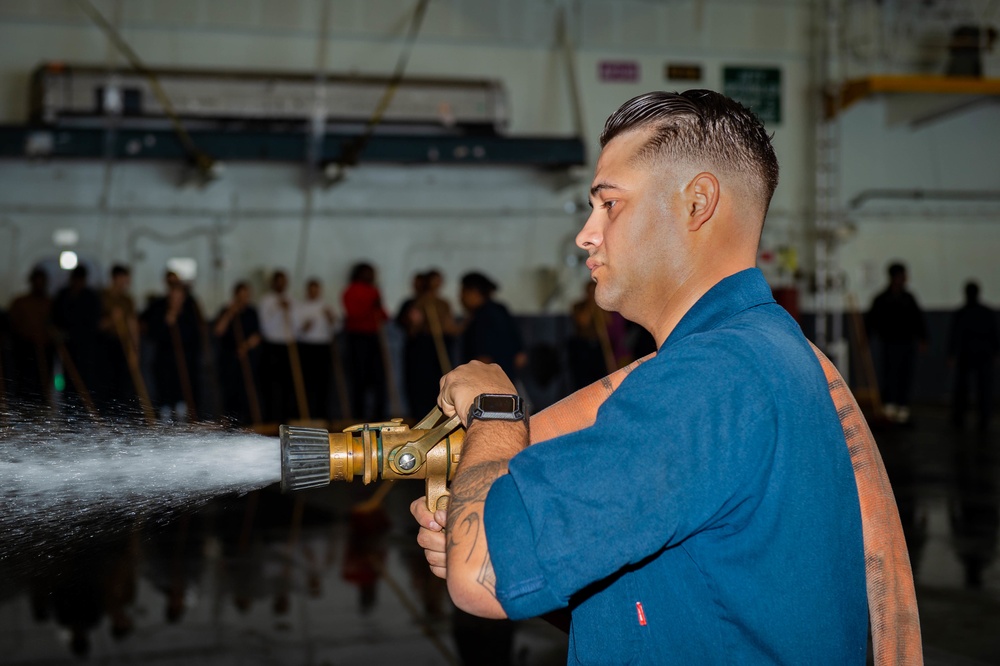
[{"left": 603, "top": 200, "right": 617, "bottom": 210}]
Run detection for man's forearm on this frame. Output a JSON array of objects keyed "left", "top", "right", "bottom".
[{"left": 445, "top": 419, "right": 528, "bottom": 618}]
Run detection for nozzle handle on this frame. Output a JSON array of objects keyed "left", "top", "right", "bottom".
[
  {"left": 427, "top": 474, "right": 450, "bottom": 514},
  {"left": 392, "top": 408, "right": 461, "bottom": 474}
]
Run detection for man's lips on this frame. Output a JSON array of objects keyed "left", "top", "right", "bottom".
[{"left": 586, "top": 257, "right": 603, "bottom": 272}]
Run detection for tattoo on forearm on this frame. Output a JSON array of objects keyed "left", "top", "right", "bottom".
[
  {"left": 447, "top": 460, "right": 507, "bottom": 586},
  {"left": 447, "top": 461, "right": 507, "bottom": 544},
  {"left": 452, "top": 460, "right": 508, "bottom": 503},
  {"left": 477, "top": 551, "right": 497, "bottom": 597},
  {"left": 450, "top": 510, "right": 481, "bottom": 563}
]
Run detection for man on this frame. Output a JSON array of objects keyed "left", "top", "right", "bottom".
[
  {"left": 258, "top": 270, "right": 297, "bottom": 423},
  {"left": 866, "top": 262, "right": 928, "bottom": 424},
  {"left": 143, "top": 282, "right": 201, "bottom": 422},
  {"left": 214, "top": 281, "right": 262, "bottom": 425},
  {"left": 295, "top": 278, "right": 336, "bottom": 421},
  {"left": 948, "top": 281, "right": 998, "bottom": 430},
  {"left": 8, "top": 267, "right": 53, "bottom": 406},
  {"left": 567, "top": 280, "right": 627, "bottom": 389},
  {"left": 458, "top": 272, "right": 525, "bottom": 379},
  {"left": 341, "top": 262, "right": 388, "bottom": 421},
  {"left": 52, "top": 265, "right": 102, "bottom": 409},
  {"left": 412, "top": 91, "right": 868, "bottom": 663},
  {"left": 98, "top": 264, "right": 139, "bottom": 415}
]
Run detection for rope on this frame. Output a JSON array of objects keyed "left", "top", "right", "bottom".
[
  {"left": 325, "top": 0, "right": 431, "bottom": 185},
  {"left": 168, "top": 321, "right": 198, "bottom": 421},
  {"left": 232, "top": 315, "right": 263, "bottom": 426},
  {"left": 73, "top": 0, "right": 215, "bottom": 175},
  {"left": 113, "top": 308, "right": 156, "bottom": 425}
]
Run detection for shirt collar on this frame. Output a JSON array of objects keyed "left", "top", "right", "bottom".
[{"left": 660, "top": 268, "right": 776, "bottom": 351}]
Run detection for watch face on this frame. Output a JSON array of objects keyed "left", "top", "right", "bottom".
[{"left": 479, "top": 395, "right": 516, "bottom": 413}]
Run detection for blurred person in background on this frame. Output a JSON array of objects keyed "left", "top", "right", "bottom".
[
  {"left": 397, "top": 269, "right": 458, "bottom": 418},
  {"left": 948, "top": 280, "right": 999, "bottom": 431},
  {"left": 459, "top": 271, "right": 525, "bottom": 378},
  {"left": 342, "top": 262, "right": 388, "bottom": 421},
  {"left": 296, "top": 278, "right": 336, "bottom": 422},
  {"left": 8, "top": 267, "right": 53, "bottom": 406},
  {"left": 866, "top": 262, "right": 928, "bottom": 425},
  {"left": 567, "top": 280, "right": 628, "bottom": 390},
  {"left": 214, "top": 281, "right": 262, "bottom": 426},
  {"left": 258, "top": 270, "right": 297, "bottom": 423},
  {"left": 143, "top": 282, "right": 201, "bottom": 422},
  {"left": 52, "top": 265, "right": 102, "bottom": 410},
  {"left": 97, "top": 264, "right": 139, "bottom": 416}
]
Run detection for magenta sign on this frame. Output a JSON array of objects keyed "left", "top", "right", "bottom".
[{"left": 598, "top": 61, "right": 640, "bottom": 82}]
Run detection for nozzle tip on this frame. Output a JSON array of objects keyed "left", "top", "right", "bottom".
[{"left": 279, "top": 425, "right": 331, "bottom": 493}]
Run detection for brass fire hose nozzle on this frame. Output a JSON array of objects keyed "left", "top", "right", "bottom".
[{"left": 279, "top": 408, "right": 464, "bottom": 512}]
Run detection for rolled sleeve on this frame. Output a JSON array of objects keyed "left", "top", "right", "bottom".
[{"left": 485, "top": 474, "right": 566, "bottom": 620}]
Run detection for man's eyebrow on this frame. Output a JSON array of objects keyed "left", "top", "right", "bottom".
[{"left": 589, "top": 181, "right": 623, "bottom": 197}]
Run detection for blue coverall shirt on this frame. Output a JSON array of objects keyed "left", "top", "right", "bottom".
[{"left": 484, "top": 268, "right": 868, "bottom": 664}]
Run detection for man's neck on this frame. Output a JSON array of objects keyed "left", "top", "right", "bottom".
[{"left": 648, "top": 263, "right": 754, "bottom": 347}]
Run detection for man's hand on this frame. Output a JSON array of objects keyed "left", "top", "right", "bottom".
[
  {"left": 407, "top": 360, "right": 525, "bottom": 619},
  {"left": 438, "top": 361, "right": 517, "bottom": 427},
  {"left": 411, "top": 498, "right": 448, "bottom": 579}
]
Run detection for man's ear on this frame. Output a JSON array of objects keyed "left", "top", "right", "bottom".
[{"left": 684, "top": 172, "right": 720, "bottom": 231}]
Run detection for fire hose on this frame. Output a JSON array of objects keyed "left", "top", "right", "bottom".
[{"left": 279, "top": 345, "right": 921, "bottom": 665}]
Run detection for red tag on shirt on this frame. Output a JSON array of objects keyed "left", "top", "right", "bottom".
[{"left": 636, "top": 601, "right": 647, "bottom": 626}]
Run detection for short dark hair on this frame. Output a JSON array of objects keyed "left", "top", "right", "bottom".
[
  {"left": 111, "top": 264, "right": 130, "bottom": 278},
  {"left": 888, "top": 262, "right": 907, "bottom": 279},
  {"left": 349, "top": 262, "right": 375, "bottom": 284},
  {"left": 71, "top": 265, "right": 88, "bottom": 281},
  {"left": 461, "top": 271, "right": 498, "bottom": 297},
  {"left": 600, "top": 90, "right": 779, "bottom": 215},
  {"left": 965, "top": 280, "right": 980, "bottom": 302}
]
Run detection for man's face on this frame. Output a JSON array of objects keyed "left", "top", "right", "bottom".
[
  {"left": 167, "top": 285, "right": 186, "bottom": 309},
  {"left": 30, "top": 273, "right": 48, "bottom": 295},
  {"left": 113, "top": 273, "right": 131, "bottom": 291},
  {"left": 460, "top": 286, "right": 482, "bottom": 312},
  {"left": 307, "top": 282, "right": 320, "bottom": 300},
  {"left": 273, "top": 273, "right": 287, "bottom": 293},
  {"left": 576, "top": 128, "right": 685, "bottom": 324}
]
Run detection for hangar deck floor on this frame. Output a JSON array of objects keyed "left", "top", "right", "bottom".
[{"left": 0, "top": 407, "right": 997, "bottom": 665}]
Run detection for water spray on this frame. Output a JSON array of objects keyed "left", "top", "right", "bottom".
[{"left": 280, "top": 408, "right": 463, "bottom": 512}]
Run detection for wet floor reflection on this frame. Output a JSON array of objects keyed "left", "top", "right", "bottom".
[
  {"left": 0, "top": 482, "right": 568, "bottom": 665},
  {"left": 876, "top": 409, "right": 1000, "bottom": 665},
  {"left": 0, "top": 410, "right": 997, "bottom": 664}
]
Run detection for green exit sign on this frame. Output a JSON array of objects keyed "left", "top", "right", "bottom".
[{"left": 723, "top": 67, "right": 781, "bottom": 124}]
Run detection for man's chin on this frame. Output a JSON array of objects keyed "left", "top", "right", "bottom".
[{"left": 594, "top": 286, "right": 620, "bottom": 313}]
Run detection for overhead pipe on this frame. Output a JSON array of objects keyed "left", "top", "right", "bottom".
[
  {"left": 1, "top": 202, "right": 803, "bottom": 223},
  {"left": 2, "top": 203, "right": 581, "bottom": 220},
  {"left": 849, "top": 188, "right": 1000, "bottom": 209}
]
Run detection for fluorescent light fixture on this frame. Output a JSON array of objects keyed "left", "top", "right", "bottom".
[
  {"left": 167, "top": 257, "right": 197, "bottom": 281},
  {"left": 59, "top": 250, "right": 79, "bottom": 270},
  {"left": 52, "top": 228, "right": 79, "bottom": 247}
]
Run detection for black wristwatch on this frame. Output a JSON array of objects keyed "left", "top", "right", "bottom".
[{"left": 467, "top": 393, "right": 527, "bottom": 424}]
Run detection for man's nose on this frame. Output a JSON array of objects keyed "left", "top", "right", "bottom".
[{"left": 575, "top": 209, "right": 603, "bottom": 251}]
